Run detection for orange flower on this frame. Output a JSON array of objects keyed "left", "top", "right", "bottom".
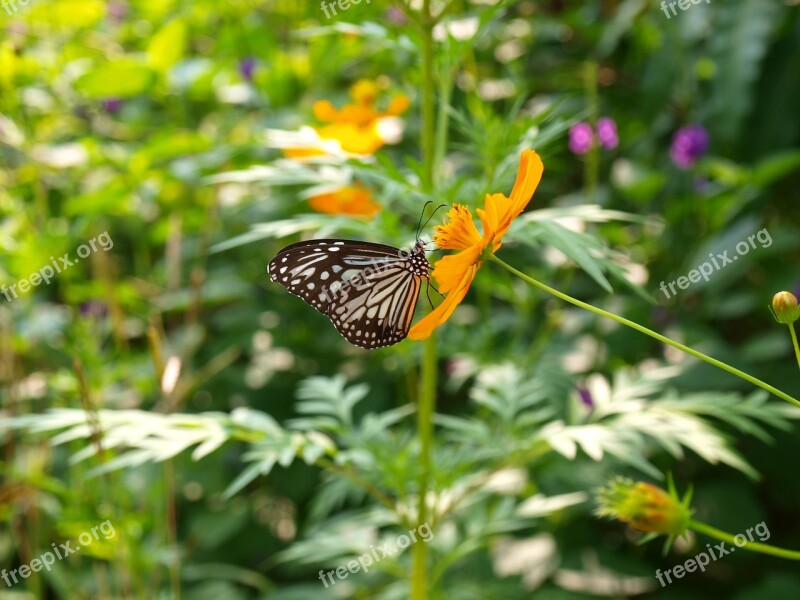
[
  {"left": 409, "top": 149, "right": 544, "bottom": 340},
  {"left": 307, "top": 184, "right": 381, "bottom": 218},
  {"left": 284, "top": 79, "right": 409, "bottom": 158}
]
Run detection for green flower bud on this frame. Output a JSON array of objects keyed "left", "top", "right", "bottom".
[
  {"left": 595, "top": 477, "right": 693, "bottom": 538},
  {"left": 772, "top": 291, "right": 800, "bottom": 325}
]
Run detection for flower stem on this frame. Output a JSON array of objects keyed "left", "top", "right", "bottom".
[
  {"left": 420, "top": 8, "right": 435, "bottom": 193},
  {"left": 412, "top": 334, "right": 437, "bottom": 599},
  {"left": 584, "top": 61, "right": 599, "bottom": 201},
  {"left": 689, "top": 520, "right": 800, "bottom": 560},
  {"left": 489, "top": 255, "right": 800, "bottom": 410},
  {"left": 788, "top": 324, "right": 800, "bottom": 373},
  {"left": 411, "top": 3, "right": 438, "bottom": 598}
]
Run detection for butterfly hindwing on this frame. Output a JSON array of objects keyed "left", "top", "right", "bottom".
[{"left": 268, "top": 239, "right": 430, "bottom": 349}]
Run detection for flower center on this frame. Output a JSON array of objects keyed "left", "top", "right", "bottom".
[{"left": 433, "top": 204, "right": 482, "bottom": 251}]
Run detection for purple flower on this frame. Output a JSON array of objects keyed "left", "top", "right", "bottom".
[
  {"left": 79, "top": 301, "right": 107, "bottom": 319},
  {"left": 107, "top": 1, "right": 128, "bottom": 23},
  {"left": 694, "top": 176, "right": 711, "bottom": 195},
  {"left": 101, "top": 98, "right": 122, "bottom": 113},
  {"left": 239, "top": 58, "right": 257, "bottom": 82},
  {"left": 569, "top": 122, "right": 593, "bottom": 155},
  {"left": 385, "top": 6, "right": 408, "bottom": 25},
  {"left": 577, "top": 387, "right": 594, "bottom": 410},
  {"left": 670, "top": 124, "right": 709, "bottom": 169},
  {"left": 596, "top": 117, "right": 618, "bottom": 149}
]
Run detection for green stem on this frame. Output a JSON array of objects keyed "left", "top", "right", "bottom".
[
  {"left": 420, "top": 12, "right": 435, "bottom": 193},
  {"left": 584, "top": 61, "right": 599, "bottom": 202},
  {"left": 489, "top": 255, "right": 800, "bottom": 410},
  {"left": 412, "top": 335, "right": 437, "bottom": 599},
  {"left": 689, "top": 520, "right": 800, "bottom": 560},
  {"left": 411, "top": 3, "right": 438, "bottom": 599},
  {"left": 788, "top": 324, "right": 800, "bottom": 373},
  {"left": 433, "top": 58, "right": 453, "bottom": 179}
]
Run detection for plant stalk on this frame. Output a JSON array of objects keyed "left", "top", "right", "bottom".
[
  {"left": 489, "top": 255, "right": 800, "bottom": 409},
  {"left": 584, "top": 61, "right": 599, "bottom": 201},
  {"left": 788, "top": 324, "right": 800, "bottom": 372},
  {"left": 412, "top": 2, "right": 438, "bottom": 598},
  {"left": 689, "top": 520, "right": 800, "bottom": 560}
]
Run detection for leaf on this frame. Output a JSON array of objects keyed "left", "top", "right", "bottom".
[
  {"left": 751, "top": 151, "right": 800, "bottom": 187},
  {"left": 147, "top": 19, "right": 188, "bottom": 74},
  {"left": 528, "top": 221, "right": 613, "bottom": 293},
  {"left": 516, "top": 492, "right": 588, "bottom": 518},
  {"left": 597, "top": 0, "right": 648, "bottom": 58},
  {"left": 223, "top": 463, "right": 269, "bottom": 500},
  {"left": 29, "top": 0, "right": 105, "bottom": 28},
  {"left": 709, "top": 0, "right": 784, "bottom": 143},
  {"left": 75, "top": 61, "right": 155, "bottom": 99}
]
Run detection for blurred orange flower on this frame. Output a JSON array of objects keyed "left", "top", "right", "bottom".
[
  {"left": 307, "top": 184, "right": 380, "bottom": 218},
  {"left": 409, "top": 149, "right": 544, "bottom": 340},
  {"left": 285, "top": 80, "right": 410, "bottom": 158}
]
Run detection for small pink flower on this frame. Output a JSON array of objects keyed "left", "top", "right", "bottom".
[
  {"left": 670, "top": 124, "right": 709, "bottom": 169},
  {"left": 596, "top": 117, "right": 618, "bottom": 149},
  {"left": 569, "top": 122, "right": 593, "bottom": 155}
]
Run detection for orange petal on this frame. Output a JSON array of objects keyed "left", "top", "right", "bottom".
[
  {"left": 476, "top": 193, "right": 503, "bottom": 246},
  {"left": 431, "top": 246, "right": 481, "bottom": 293},
  {"left": 308, "top": 185, "right": 380, "bottom": 217},
  {"left": 508, "top": 149, "right": 544, "bottom": 216},
  {"left": 312, "top": 100, "right": 340, "bottom": 123},
  {"left": 283, "top": 147, "right": 326, "bottom": 159},
  {"left": 316, "top": 123, "right": 384, "bottom": 155},
  {"left": 408, "top": 264, "right": 478, "bottom": 340},
  {"left": 480, "top": 149, "right": 544, "bottom": 249},
  {"left": 337, "top": 104, "right": 378, "bottom": 126},
  {"left": 350, "top": 79, "right": 379, "bottom": 105},
  {"left": 315, "top": 95, "right": 375, "bottom": 125},
  {"left": 385, "top": 94, "right": 411, "bottom": 116}
]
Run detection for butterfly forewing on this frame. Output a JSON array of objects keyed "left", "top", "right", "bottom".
[{"left": 268, "top": 239, "right": 430, "bottom": 349}]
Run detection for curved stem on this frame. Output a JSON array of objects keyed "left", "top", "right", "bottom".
[
  {"left": 689, "top": 520, "right": 800, "bottom": 560},
  {"left": 584, "top": 61, "right": 599, "bottom": 201},
  {"left": 788, "top": 324, "right": 800, "bottom": 373},
  {"left": 489, "top": 255, "right": 800, "bottom": 410}
]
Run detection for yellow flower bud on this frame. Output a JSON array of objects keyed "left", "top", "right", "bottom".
[{"left": 772, "top": 291, "right": 800, "bottom": 324}]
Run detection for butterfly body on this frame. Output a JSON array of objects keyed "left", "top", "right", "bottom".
[{"left": 268, "top": 239, "right": 430, "bottom": 349}]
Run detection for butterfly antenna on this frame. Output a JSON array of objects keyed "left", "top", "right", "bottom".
[
  {"left": 415, "top": 200, "right": 434, "bottom": 240},
  {"left": 417, "top": 203, "right": 448, "bottom": 241}
]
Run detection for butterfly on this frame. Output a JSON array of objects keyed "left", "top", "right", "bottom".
[{"left": 268, "top": 239, "right": 431, "bottom": 349}]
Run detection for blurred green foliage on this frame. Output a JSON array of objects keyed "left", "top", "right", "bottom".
[{"left": 1, "top": 0, "right": 799, "bottom": 598}]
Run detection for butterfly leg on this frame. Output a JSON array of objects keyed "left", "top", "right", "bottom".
[{"left": 425, "top": 279, "right": 444, "bottom": 309}]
